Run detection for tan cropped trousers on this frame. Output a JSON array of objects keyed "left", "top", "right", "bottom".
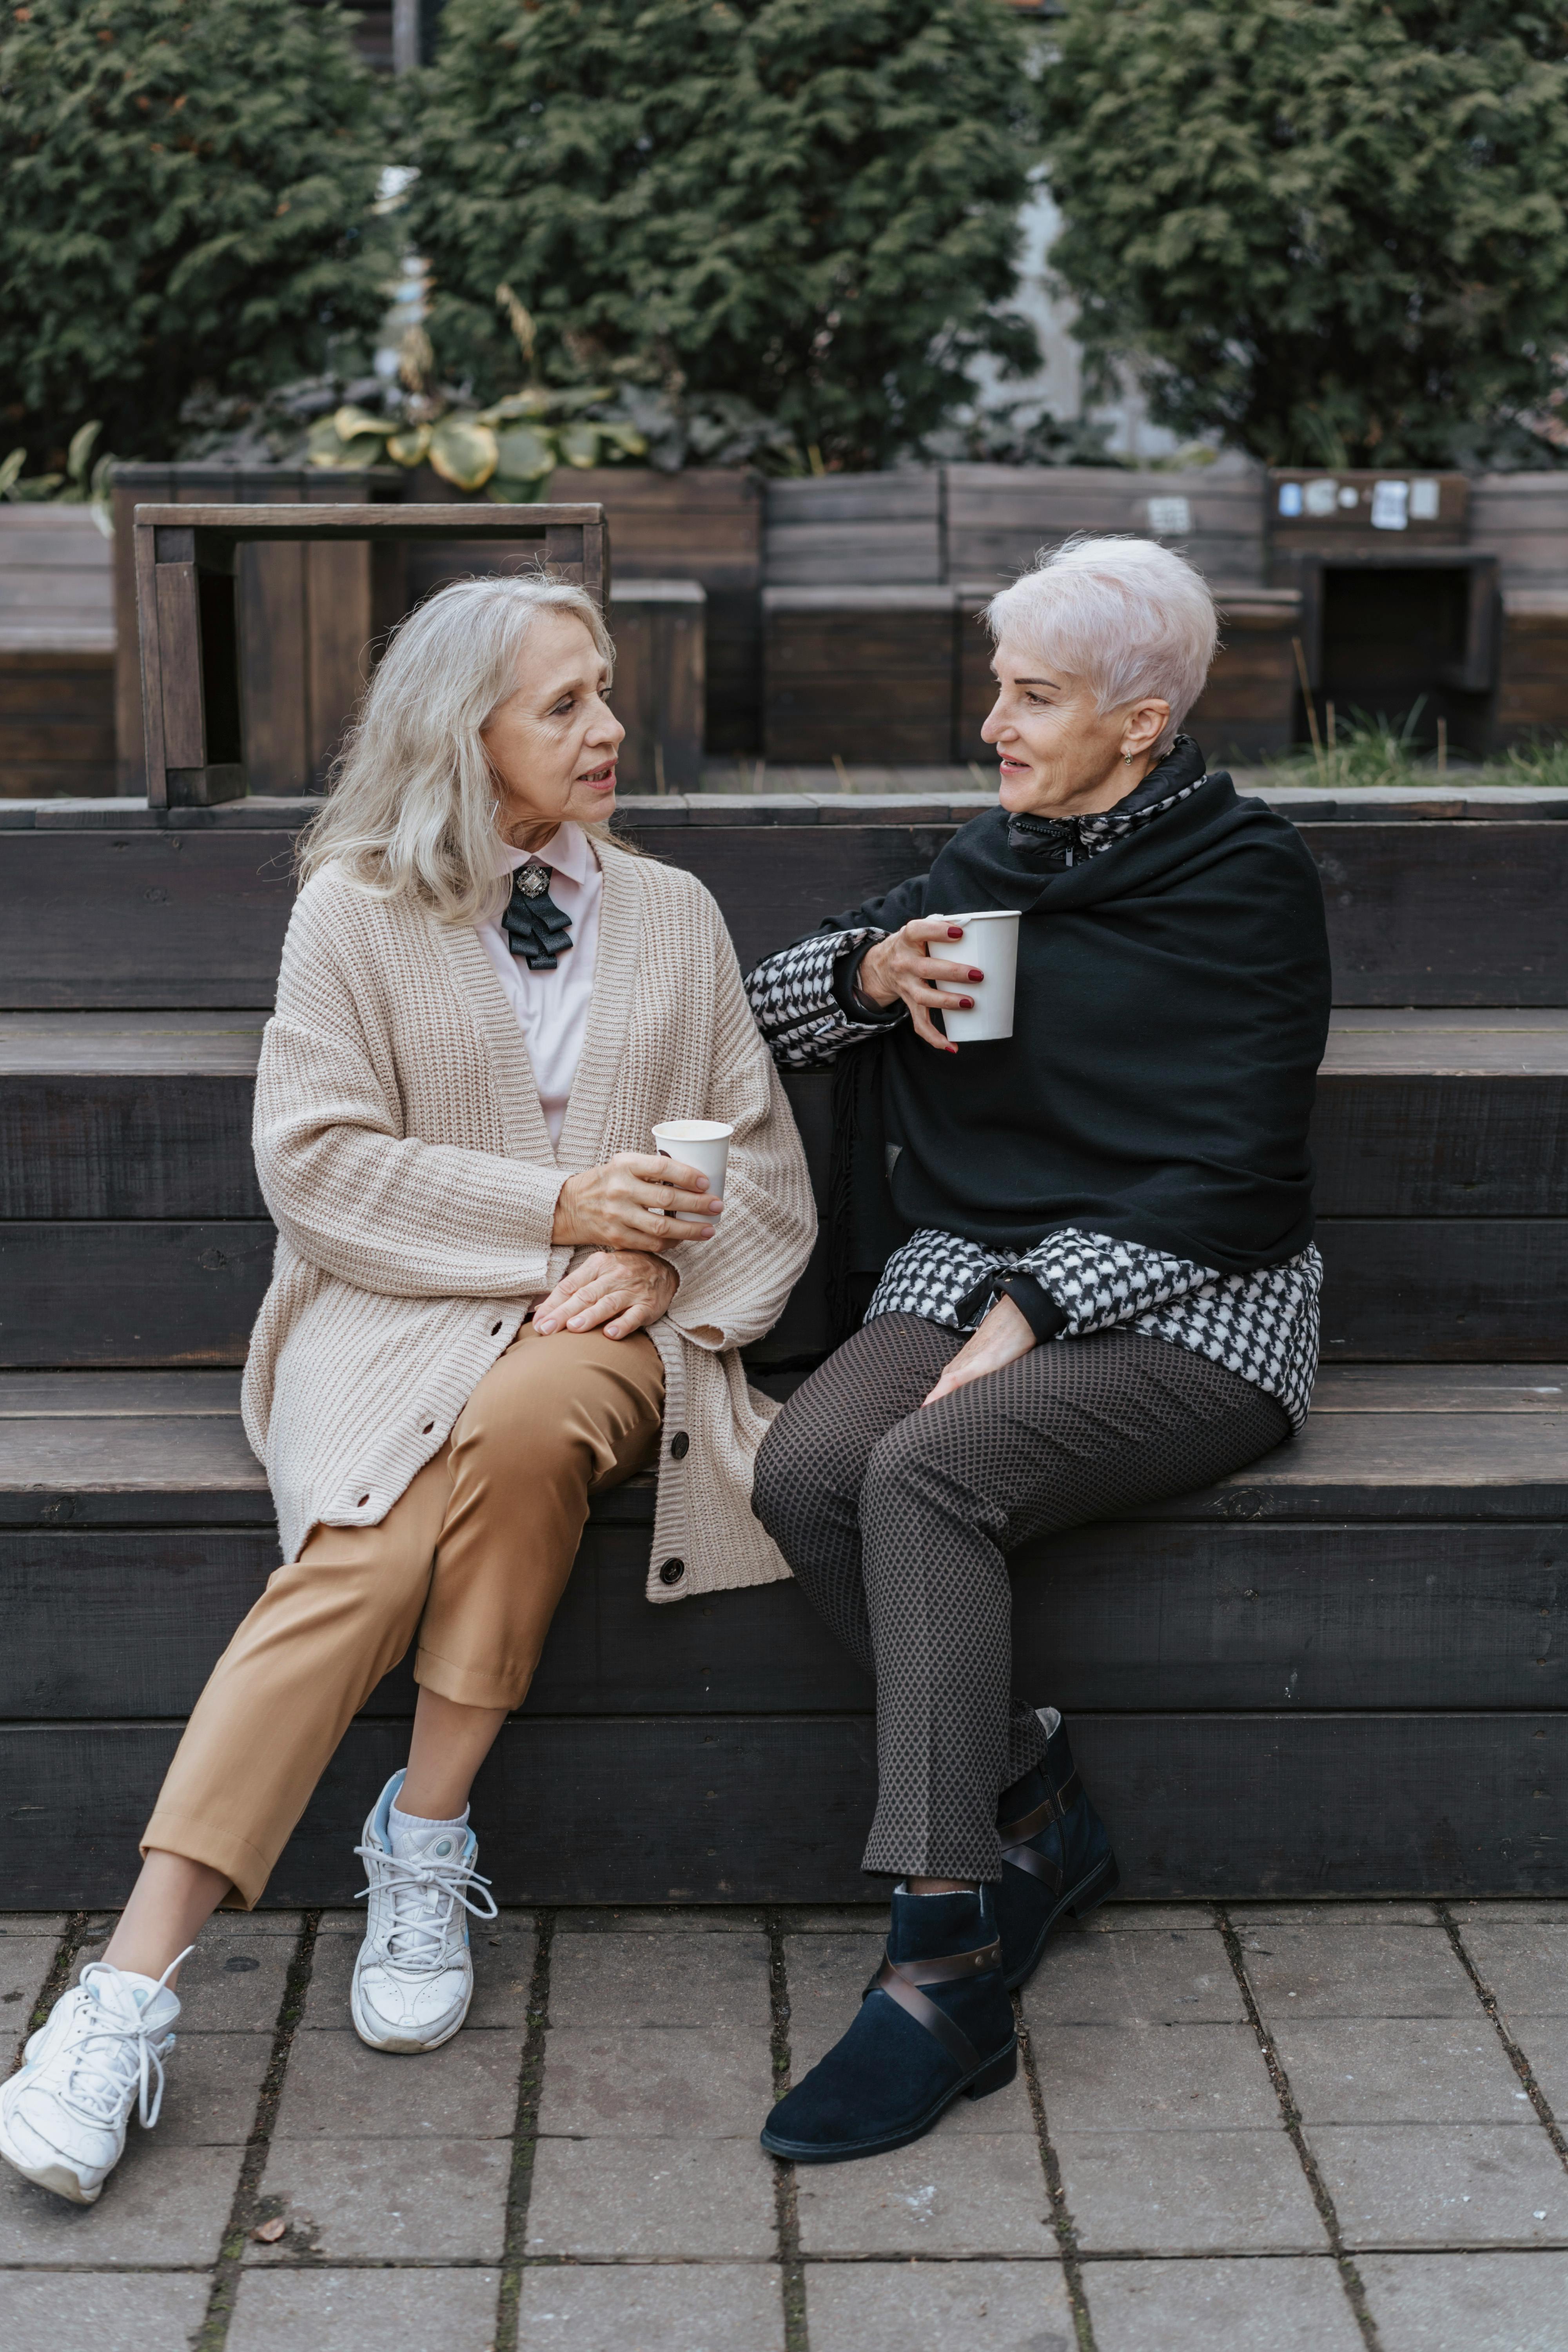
[{"left": 143, "top": 1325, "right": 664, "bottom": 1908}]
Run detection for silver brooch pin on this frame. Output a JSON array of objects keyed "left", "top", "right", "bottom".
[{"left": 518, "top": 865, "right": 551, "bottom": 899}]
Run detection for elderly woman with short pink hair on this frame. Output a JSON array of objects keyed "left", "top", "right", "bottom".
[{"left": 746, "top": 535, "right": 1332, "bottom": 2164}]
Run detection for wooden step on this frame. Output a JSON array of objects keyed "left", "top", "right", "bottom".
[
  {"left": 4, "top": 1013, "right": 1564, "bottom": 1365},
  {"left": 1, "top": 808, "right": 1565, "bottom": 1008},
  {"left": 0, "top": 1365, "right": 1562, "bottom": 1904}
]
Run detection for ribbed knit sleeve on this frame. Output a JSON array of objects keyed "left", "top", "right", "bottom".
[
  {"left": 661, "top": 896, "right": 818, "bottom": 1350},
  {"left": 254, "top": 881, "right": 568, "bottom": 1301}
]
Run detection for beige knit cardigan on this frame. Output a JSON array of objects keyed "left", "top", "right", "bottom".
[{"left": 240, "top": 836, "right": 818, "bottom": 1600}]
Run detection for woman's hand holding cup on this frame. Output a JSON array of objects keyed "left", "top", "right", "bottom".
[
  {"left": 551, "top": 1152, "right": 721, "bottom": 1251},
  {"left": 856, "top": 919, "right": 984, "bottom": 1055}
]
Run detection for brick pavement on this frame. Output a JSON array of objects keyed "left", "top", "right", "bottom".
[{"left": 3, "top": 1899, "right": 1566, "bottom": 2350}]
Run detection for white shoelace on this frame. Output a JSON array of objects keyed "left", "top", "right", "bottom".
[
  {"left": 353, "top": 1841, "right": 498, "bottom": 1971},
  {"left": 62, "top": 1949, "right": 192, "bottom": 2131}
]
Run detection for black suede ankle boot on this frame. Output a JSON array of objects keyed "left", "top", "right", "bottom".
[
  {"left": 760, "top": 1886, "right": 1016, "bottom": 2164},
  {"left": 995, "top": 1708, "right": 1119, "bottom": 1991}
]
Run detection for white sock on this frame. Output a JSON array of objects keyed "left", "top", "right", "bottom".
[{"left": 388, "top": 1799, "right": 469, "bottom": 1857}]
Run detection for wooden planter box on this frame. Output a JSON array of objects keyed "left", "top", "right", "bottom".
[
  {"left": 113, "top": 465, "right": 403, "bottom": 796},
  {"left": 0, "top": 507, "right": 116, "bottom": 798}
]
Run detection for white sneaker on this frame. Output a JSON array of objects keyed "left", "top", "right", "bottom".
[
  {"left": 0, "top": 1952, "right": 187, "bottom": 2205},
  {"left": 351, "top": 1771, "right": 497, "bottom": 2054}
]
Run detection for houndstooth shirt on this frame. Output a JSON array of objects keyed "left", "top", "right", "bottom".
[{"left": 745, "top": 847, "right": 1321, "bottom": 1433}]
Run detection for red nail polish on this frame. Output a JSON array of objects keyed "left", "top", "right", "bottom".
[
  {"left": 947, "top": 926, "right": 963, "bottom": 937},
  {"left": 960, "top": 998, "right": 975, "bottom": 1009},
  {"left": 969, "top": 969, "right": 983, "bottom": 981}
]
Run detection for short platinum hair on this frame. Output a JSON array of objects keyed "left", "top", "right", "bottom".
[
  {"left": 985, "top": 535, "right": 1218, "bottom": 756},
  {"left": 298, "top": 572, "right": 615, "bottom": 923}
]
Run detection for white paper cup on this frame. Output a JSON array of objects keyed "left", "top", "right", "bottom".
[
  {"left": 652, "top": 1118, "right": 734, "bottom": 1200},
  {"left": 931, "top": 909, "right": 1020, "bottom": 1044}
]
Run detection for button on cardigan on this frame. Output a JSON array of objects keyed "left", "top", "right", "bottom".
[{"left": 241, "top": 838, "right": 818, "bottom": 1601}]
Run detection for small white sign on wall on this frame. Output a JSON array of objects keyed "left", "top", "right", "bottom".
[
  {"left": 1303, "top": 477, "right": 1339, "bottom": 517},
  {"left": 1146, "top": 495, "right": 1191, "bottom": 535},
  {"left": 1409, "top": 478, "right": 1441, "bottom": 521},
  {"left": 1370, "top": 479, "right": 1410, "bottom": 530}
]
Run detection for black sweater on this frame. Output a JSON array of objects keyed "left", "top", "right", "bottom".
[{"left": 823, "top": 768, "right": 1332, "bottom": 1276}]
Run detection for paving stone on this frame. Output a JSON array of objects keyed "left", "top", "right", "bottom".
[
  {"left": 302, "top": 1909, "right": 535, "bottom": 2029},
  {"left": 0, "top": 2271, "right": 212, "bottom": 2351},
  {"left": 1458, "top": 1922, "right": 1568, "bottom": 2019},
  {"left": 1, "top": 1939, "right": 60, "bottom": 2034},
  {"left": 784, "top": 1934, "right": 1034, "bottom": 2132},
  {"left": 782, "top": 1905, "right": 890, "bottom": 1932},
  {"left": 1060, "top": 1903, "right": 1215, "bottom": 1934},
  {"left": 1054, "top": 2126, "right": 1327, "bottom": 2254},
  {"left": 807, "top": 2258, "right": 1073, "bottom": 2352},
  {"left": 1034, "top": 2021, "right": 1280, "bottom": 2132},
  {"left": 525, "top": 2134, "right": 777, "bottom": 2256},
  {"left": 1510, "top": 2016, "right": 1568, "bottom": 2117},
  {"left": 271, "top": 2024, "right": 521, "bottom": 2139},
  {"left": 1312, "top": 2123, "right": 1568, "bottom": 2247},
  {"left": 1087, "top": 2255, "right": 1365, "bottom": 2352},
  {"left": 1232, "top": 1903, "right": 1439, "bottom": 1927},
  {"left": 794, "top": 2131, "right": 1055, "bottom": 2256},
  {"left": 1023, "top": 1924, "right": 1244, "bottom": 2028},
  {"left": 227, "top": 2267, "right": 501, "bottom": 2352},
  {"left": 536, "top": 2024, "right": 772, "bottom": 2136},
  {"left": 0, "top": 2141, "right": 243, "bottom": 2265},
  {"left": 554, "top": 1906, "right": 766, "bottom": 1933},
  {"left": 152, "top": 2029, "right": 272, "bottom": 2143},
  {"left": 549, "top": 1928, "right": 771, "bottom": 2029},
  {"left": 245, "top": 2134, "right": 510, "bottom": 2263},
  {"left": 516, "top": 2261, "right": 784, "bottom": 2350},
  {"left": 172, "top": 1926, "right": 296, "bottom": 2033},
  {"left": 0, "top": 1917, "right": 69, "bottom": 1940},
  {"left": 1271, "top": 2016, "right": 1530, "bottom": 2124},
  {"left": 1238, "top": 1920, "right": 1478, "bottom": 2019},
  {"left": 1358, "top": 2250, "right": 1568, "bottom": 2350},
  {"left": 1451, "top": 1901, "right": 1568, "bottom": 1927}
]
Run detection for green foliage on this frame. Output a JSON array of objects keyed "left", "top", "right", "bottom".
[
  {"left": 403, "top": 0, "right": 1042, "bottom": 471},
  {"left": 0, "top": 418, "right": 115, "bottom": 526},
  {"left": 1042, "top": 1, "right": 1568, "bottom": 468},
  {"left": 0, "top": 0, "right": 397, "bottom": 467}
]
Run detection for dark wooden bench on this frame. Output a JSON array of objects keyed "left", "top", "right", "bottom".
[{"left": 1, "top": 791, "right": 1565, "bottom": 1904}]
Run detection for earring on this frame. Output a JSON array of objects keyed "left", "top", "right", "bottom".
[{"left": 1121, "top": 748, "right": 1134, "bottom": 764}]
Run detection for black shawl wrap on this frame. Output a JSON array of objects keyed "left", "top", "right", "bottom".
[{"left": 821, "top": 770, "right": 1331, "bottom": 1301}]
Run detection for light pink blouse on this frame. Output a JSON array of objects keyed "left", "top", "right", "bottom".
[{"left": 474, "top": 822, "right": 603, "bottom": 1148}]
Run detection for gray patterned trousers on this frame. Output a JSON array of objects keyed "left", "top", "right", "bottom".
[{"left": 752, "top": 1314, "right": 1291, "bottom": 1881}]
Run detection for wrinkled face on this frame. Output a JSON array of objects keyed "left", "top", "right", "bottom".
[
  {"left": 980, "top": 635, "right": 1170, "bottom": 818},
  {"left": 482, "top": 611, "right": 625, "bottom": 846}
]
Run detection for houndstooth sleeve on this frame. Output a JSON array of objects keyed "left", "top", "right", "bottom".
[
  {"left": 1011, "top": 1228, "right": 1217, "bottom": 1336},
  {"left": 744, "top": 928, "right": 901, "bottom": 1069}
]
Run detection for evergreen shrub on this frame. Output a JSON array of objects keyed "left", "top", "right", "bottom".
[
  {"left": 1042, "top": 0, "right": 1568, "bottom": 470},
  {"left": 0, "top": 0, "right": 396, "bottom": 468},
  {"left": 403, "top": 0, "right": 1042, "bottom": 471}
]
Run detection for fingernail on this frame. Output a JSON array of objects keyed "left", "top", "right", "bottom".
[
  {"left": 947, "top": 926, "right": 964, "bottom": 938},
  {"left": 960, "top": 997, "right": 974, "bottom": 1009},
  {"left": 969, "top": 969, "right": 983, "bottom": 981}
]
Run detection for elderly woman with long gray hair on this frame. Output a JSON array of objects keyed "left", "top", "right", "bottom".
[
  {"left": 1, "top": 574, "right": 815, "bottom": 2208},
  {"left": 744, "top": 536, "right": 1332, "bottom": 2163}
]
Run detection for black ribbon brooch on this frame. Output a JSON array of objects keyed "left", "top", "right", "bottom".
[{"left": 501, "top": 862, "right": 573, "bottom": 971}]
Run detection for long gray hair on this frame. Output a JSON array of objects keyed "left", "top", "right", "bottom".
[{"left": 297, "top": 572, "right": 616, "bottom": 924}]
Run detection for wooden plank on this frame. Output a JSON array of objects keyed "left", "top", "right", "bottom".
[
  {"left": 3, "top": 1367, "right": 1564, "bottom": 1529},
  {"left": 5, "top": 1512, "right": 1563, "bottom": 1722},
  {"left": 0, "top": 1370, "right": 244, "bottom": 1414},
  {"left": 1317, "top": 1220, "right": 1568, "bottom": 1359},
  {"left": 3, "top": 820, "right": 1566, "bottom": 1010},
  {"left": 764, "top": 597, "right": 955, "bottom": 763},
  {"left": 0, "top": 1220, "right": 276, "bottom": 1368},
  {"left": 0, "top": 1072, "right": 263, "bottom": 1216},
  {"left": 2, "top": 1710, "right": 1561, "bottom": 1906},
  {"left": 0, "top": 831, "right": 297, "bottom": 1009}
]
